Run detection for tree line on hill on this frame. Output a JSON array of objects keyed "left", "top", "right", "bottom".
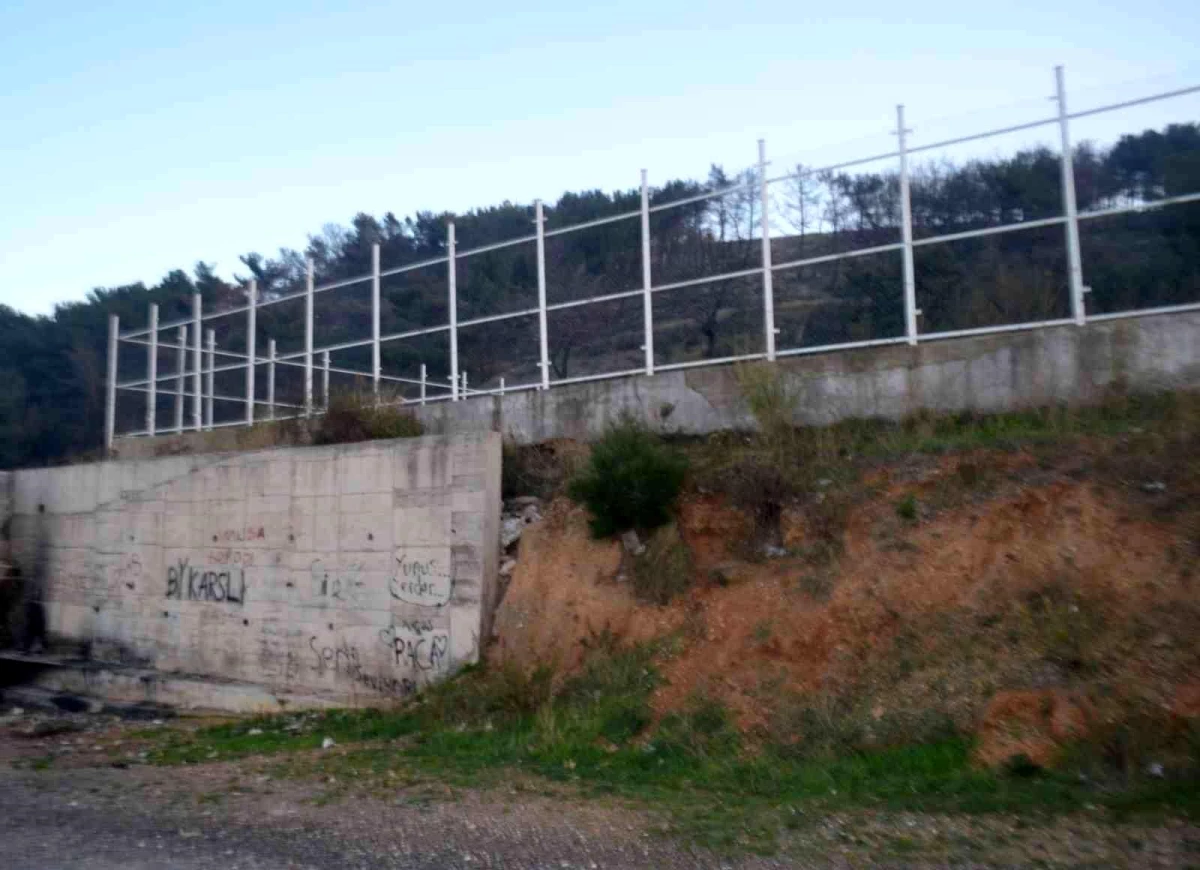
[{"left": 1, "top": 123, "right": 1197, "bottom": 468}]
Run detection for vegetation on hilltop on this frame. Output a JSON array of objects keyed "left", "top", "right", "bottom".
[{"left": 2, "top": 124, "right": 1199, "bottom": 468}]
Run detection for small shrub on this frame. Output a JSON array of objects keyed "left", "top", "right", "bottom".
[
  {"left": 768, "top": 692, "right": 958, "bottom": 760},
  {"left": 895, "top": 493, "right": 919, "bottom": 522},
  {"left": 736, "top": 362, "right": 797, "bottom": 446},
  {"left": 568, "top": 418, "right": 688, "bottom": 538},
  {"left": 631, "top": 523, "right": 694, "bottom": 605},
  {"left": 656, "top": 695, "right": 740, "bottom": 759},
  {"left": 555, "top": 642, "right": 661, "bottom": 744},
  {"left": 720, "top": 456, "right": 798, "bottom": 540},
  {"left": 1002, "top": 753, "right": 1043, "bottom": 778},
  {"left": 420, "top": 661, "right": 555, "bottom": 723},
  {"left": 312, "top": 390, "right": 423, "bottom": 445}
]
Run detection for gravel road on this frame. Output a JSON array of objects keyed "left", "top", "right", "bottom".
[
  {"left": 2, "top": 709, "right": 1197, "bottom": 868},
  {"left": 0, "top": 763, "right": 797, "bottom": 870}
]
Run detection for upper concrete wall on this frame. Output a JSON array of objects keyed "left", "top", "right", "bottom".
[
  {"left": 410, "top": 311, "right": 1200, "bottom": 441},
  {"left": 114, "top": 311, "right": 1200, "bottom": 459},
  {"left": 7, "top": 433, "right": 501, "bottom": 709}
]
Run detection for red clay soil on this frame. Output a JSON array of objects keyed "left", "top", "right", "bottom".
[
  {"left": 974, "top": 689, "right": 1094, "bottom": 769},
  {"left": 492, "top": 449, "right": 1200, "bottom": 761}
]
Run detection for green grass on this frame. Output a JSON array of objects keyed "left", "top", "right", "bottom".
[
  {"left": 135, "top": 642, "right": 1200, "bottom": 855},
  {"left": 686, "top": 389, "right": 1200, "bottom": 468},
  {"left": 120, "top": 390, "right": 1200, "bottom": 853}
]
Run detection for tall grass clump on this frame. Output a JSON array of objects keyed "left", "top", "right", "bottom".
[
  {"left": 631, "top": 523, "right": 694, "bottom": 605},
  {"left": 568, "top": 418, "right": 688, "bottom": 538},
  {"left": 694, "top": 364, "right": 848, "bottom": 554},
  {"left": 312, "top": 389, "right": 423, "bottom": 445}
]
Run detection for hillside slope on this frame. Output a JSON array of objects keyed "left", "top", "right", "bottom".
[{"left": 494, "top": 396, "right": 1200, "bottom": 773}]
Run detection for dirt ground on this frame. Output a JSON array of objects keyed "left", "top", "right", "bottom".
[
  {"left": 493, "top": 447, "right": 1200, "bottom": 766},
  {"left": 2, "top": 708, "right": 1198, "bottom": 869}
]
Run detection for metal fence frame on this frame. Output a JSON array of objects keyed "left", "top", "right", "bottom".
[{"left": 104, "top": 66, "right": 1200, "bottom": 446}]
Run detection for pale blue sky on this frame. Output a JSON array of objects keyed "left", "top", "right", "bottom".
[{"left": 1, "top": 0, "right": 1197, "bottom": 315}]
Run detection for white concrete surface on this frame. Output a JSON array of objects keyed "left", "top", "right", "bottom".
[
  {"left": 409, "top": 311, "right": 1200, "bottom": 441},
  {"left": 6, "top": 433, "right": 501, "bottom": 710},
  {"left": 115, "top": 313, "right": 1200, "bottom": 456}
]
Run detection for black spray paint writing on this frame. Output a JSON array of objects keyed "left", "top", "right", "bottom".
[
  {"left": 380, "top": 620, "right": 450, "bottom": 672},
  {"left": 388, "top": 554, "right": 450, "bottom": 607},
  {"left": 165, "top": 558, "right": 245, "bottom": 605},
  {"left": 311, "top": 559, "right": 364, "bottom": 603},
  {"left": 308, "top": 636, "right": 416, "bottom": 696}
]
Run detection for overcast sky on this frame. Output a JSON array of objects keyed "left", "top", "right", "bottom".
[{"left": 1, "top": 0, "right": 1197, "bottom": 315}]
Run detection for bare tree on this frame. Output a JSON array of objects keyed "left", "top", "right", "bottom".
[{"left": 784, "top": 163, "right": 822, "bottom": 258}]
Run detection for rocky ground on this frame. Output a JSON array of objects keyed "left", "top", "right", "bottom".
[{"left": 2, "top": 704, "right": 1198, "bottom": 869}]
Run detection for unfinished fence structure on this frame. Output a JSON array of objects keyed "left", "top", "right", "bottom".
[{"left": 103, "top": 66, "right": 1200, "bottom": 448}]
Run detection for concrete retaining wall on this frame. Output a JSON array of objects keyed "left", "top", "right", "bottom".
[
  {"left": 5, "top": 433, "right": 501, "bottom": 710},
  {"left": 112, "top": 312, "right": 1200, "bottom": 460},
  {"left": 410, "top": 312, "right": 1200, "bottom": 441}
]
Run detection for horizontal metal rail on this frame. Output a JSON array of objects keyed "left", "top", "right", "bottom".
[
  {"left": 458, "top": 306, "right": 541, "bottom": 329},
  {"left": 546, "top": 288, "right": 642, "bottom": 312},
  {"left": 1086, "top": 301, "right": 1200, "bottom": 322},
  {"left": 647, "top": 181, "right": 753, "bottom": 215},
  {"left": 456, "top": 234, "right": 538, "bottom": 259},
  {"left": 107, "top": 74, "right": 1200, "bottom": 443},
  {"left": 911, "top": 215, "right": 1067, "bottom": 247},
  {"left": 116, "top": 81, "right": 1200, "bottom": 342},
  {"left": 378, "top": 253, "right": 451, "bottom": 280},
  {"left": 765, "top": 84, "right": 1200, "bottom": 188},
  {"left": 378, "top": 323, "right": 452, "bottom": 345},
  {"left": 772, "top": 241, "right": 905, "bottom": 272},
  {"left": 116, "top": 383, "right": 305, "bottom": 409},
  {"left": 544, "top": 208, "right": 642, "bottom": 237},
  {"left": 1067, "top": 83, "right": 1200, "bottom": 123},
  {"left": 919, "top": 317, "right": 1076, "bottom": 343},
  {"left": 657, "top": 352, "right": 765, "bottom": 373},
  {"left": 777, "top": 335, "right": 909, "bottom": 358},
  {"left": 550, "top": 366, "right": 647, "bottom": 388},
  {"left": 1077, "top": 190, "right": 1200, "bottom": 221},
  {"left": 651, "top": 265, "right": 764, "bottom": 295}
]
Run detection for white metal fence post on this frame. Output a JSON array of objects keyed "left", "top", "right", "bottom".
[
  {"left": 897, "top": 105, "right": 919, "bottom": 345},
  {"left": 640, "top": 169, "right": 655, "bottom": 376},
  {"left": 420, "top": 363, "right": 427, "bottom": 405},
  {"left": 305, "top": 259, "right": 315, "bottom": 415},
  {"left": 105, "top": 314, "right": 118, "bottom": 450},
  {"left": 371, "top": 242, "right": 381, "bottom": 400},
  {"left": 1055, "top": 65, "right": 1087, "bottom": 326},
  {"left": 534, "top": 200, "right": 551, "bottom": 389},
  {"left": 461, "top": 371, "right": 468, "bottom": 396},
  {"left": 448, "top": 222, "right": 459, "bottom": 401},
  {"left": 205, "top": 329, "right": 215, "bottom": 430},
  {"left": 245, "top": 280, "right": 257, "bottom": 426},
  {"left": 322, "top": 350, "right": 330, "bottom": 409},
  {"left": 499, "top": 376, "right": 506, "bottom": 396},
  {"left": 758, "top": 139, "right": 777, "bottom": 361},
  {"left": 267, "top": 339, "right": 277, "bottom": 421},
  {"left": 146, "top": 304, "right": 158, "bottom": 436},
  {"left": 192, "top": 293, "right": 202, "bottom": 430},
  {"left": 174, "top": 326, "right": 186, "bottom": 433}
]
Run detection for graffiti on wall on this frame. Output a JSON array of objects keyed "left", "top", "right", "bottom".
[
  {"left": 310, "top": 558, "right": 366, "bottom": 604},
  {"left": 165, "top": 557, "right": 246, "bottom": 605},
  {"left": 257, "top": 623, "right": 303, "bottom": 682},
  {"left": 388, "top": 551, "right": 451, "bottom": 607},
  {"left": 380, "top": 619, "right": 450, "bottom": 673},
  {"left": 308, "top": 635, "right": 417, "bottom": 696},
  {"left": 214, "top": 525, "right": 266, "bottom": 543}
]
